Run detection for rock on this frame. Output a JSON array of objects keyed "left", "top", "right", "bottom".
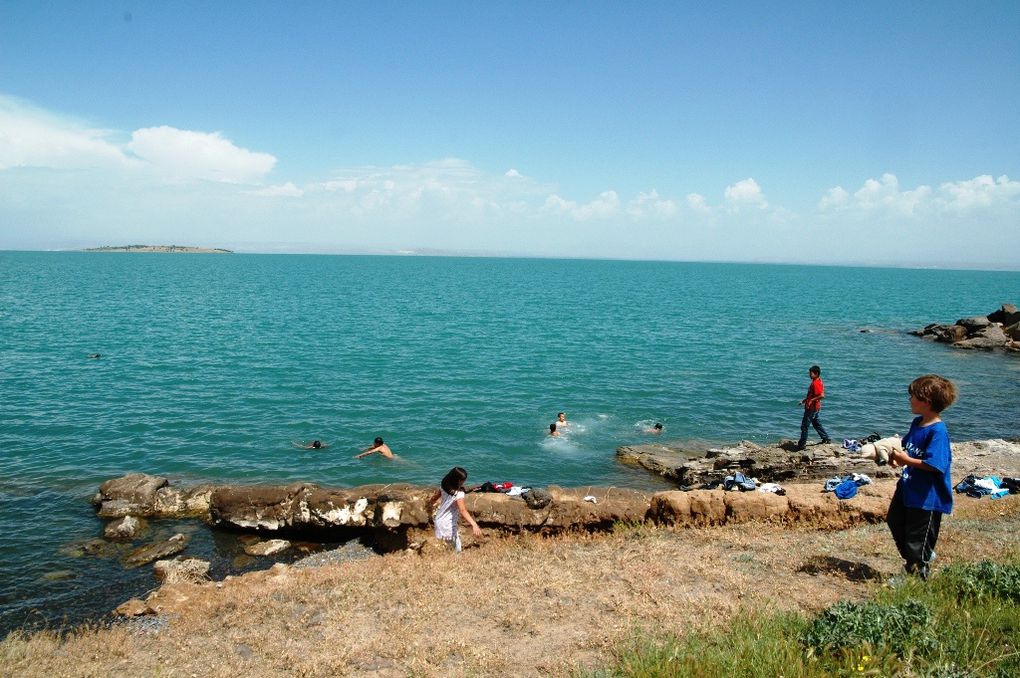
[
  {"left": 93, "top": 473, "right": 168, "bottom": 516},
  {"left": 115, "top": 598, "right": 150, "bottom": 617},
  {"left": 154, "top": 557, "right": 210, "bottom": 583},
  {"left": 60, "top": 537, "right": 123, "bottom": 559},
  {"left": 955, "top": 324, "right": 1008, "bottom": 349},
  {"left": 151, "top": 485, "right": 215, "bottom": 518},
  {"left": 618, "top": 440, "right": 892, "bottom": 488},
  {"left": 987, "top": 304, "right": 1018, "bottom": 324},
  {"left": 1005, "top": 322, "right": 1020, "bottom": 341},
  {"left": 122, "top": 533, "right": 189, "bottom": 569},
  {"left": 933, "top": 324, "right": 968, "bottom": 343},
  {"left": 617, "top": 444, "right": 703, "bottom": 481},
  {"left": 40, "top": 570, "right": 76, "bottom": 582},
  {"left": 104, "top": 515, "right": 147, "bottom": 541},
  {"left": 523, "top": 488, "right": 552, "bottom": 509},
  {"left": 956, "top": 316, "right": 991, "bottom": 332},
  {"left": 243, "top": 539, "right": 292, "bottom": 556}
]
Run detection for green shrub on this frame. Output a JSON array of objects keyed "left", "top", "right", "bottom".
[
  {"left": 935, "top": 561, "right": 1020, "bottom": 602},
  {"left": 801, "top": 599, "right": 934, "bottom": 656}
]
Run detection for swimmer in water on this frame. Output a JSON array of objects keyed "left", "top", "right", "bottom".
[
  {"left": 87, "top": 353, "right": 101, "bottom": 359},
  {"left": 355, "top": 437, "right": 395, "bottom": 459},
  {"left": 548, "top": 423, "right": 560, "bottom": 437},
  {"left": 294, "top": 440, "right": 327, "bottom": 449},
  {"left": 556, "top": 412, "right": 568, "bottom": 428},
  {"left": 645, "top": 423, "right": 664, "bottom": 434}
]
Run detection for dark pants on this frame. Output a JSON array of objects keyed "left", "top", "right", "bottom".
[
  {"left": 798, "top": 409, "right": 829, "bottom": 448},
  {"left": 887, "top": 486, "right": 942, "bottom": 579}
]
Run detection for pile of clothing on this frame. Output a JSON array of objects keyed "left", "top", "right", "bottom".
[
  {"left": 841, "top": 433, "right": 882, "bottom": 453},
  {"left": 954, "top": 475, "right": 1018, "bottom": 499},
  {"left": 822, "top": 472, "right": 873, "bottom": 500},
  {"left": 720, "top": 472, "right": 786, "bottom": 495},
  {"left": 470, "top": 481, "right": 552, "bottom": 509}
]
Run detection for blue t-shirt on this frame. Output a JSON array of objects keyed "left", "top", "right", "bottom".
[{"left": 898, "top": 416, "right": 953, "bottom": 514}]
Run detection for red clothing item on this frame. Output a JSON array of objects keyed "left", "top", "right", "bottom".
[{"left": 805, "top": 377, "right": 824, "bottom": 412}]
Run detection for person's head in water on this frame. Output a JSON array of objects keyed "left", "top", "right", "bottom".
[
  {"left": 557, "top": 412, "right": 566, "bottom": 423},
  {"left": 441, "top": 466, "right": 468, "bottom": 495},
  {"left": 549, "top": 423, "right": 558, "bottom": 435},
  {"left": 374, "top": 437, "right": 384, "bottom": 447},
  {"left": 653, "top": 423, "right": 663, "bottom": 431},
  {"left": 311, "top": 440, "right": 322, "bottom": 449}
]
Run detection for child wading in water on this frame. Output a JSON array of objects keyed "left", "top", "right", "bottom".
[
  {"left": 886, "top": 374, "right": 958, "bottom": 581},
  {"left": 430, "top": 467, "right": 482, "bottom": 552}
]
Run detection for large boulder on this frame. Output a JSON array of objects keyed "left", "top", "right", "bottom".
[
  {"left": 955, "top": 324, "right": 1008, "bottom": 349},
  {"left": 956, "top": 316, "right": 991, "bottom": 332},
  {"left": 244, "top": 539, "right": 292, "bottom": 556},
  {"left": 153, "top": 557, "right": 210, "bottom": 583},
  {"left": 987, "top": 304, "right": 1018, "bottom": 324},
  {"left": 93, "top": 473, "right": 168, "bottom": 517}
]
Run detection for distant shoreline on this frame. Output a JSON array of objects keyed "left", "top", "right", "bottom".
[{"left": 83, "top": 245, "right": 233, "bottom": 254}]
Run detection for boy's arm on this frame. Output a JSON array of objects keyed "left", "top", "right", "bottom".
[
  {"left": 888, "top": 450, "right": 939, "bottom": 473},
  {"left": 353, "top": 448, "right": 376, "bottom": 459}
]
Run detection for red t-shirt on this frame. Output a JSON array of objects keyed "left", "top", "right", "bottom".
[{"left": 805, "top": 377, "right": 824, "bottom": 411}]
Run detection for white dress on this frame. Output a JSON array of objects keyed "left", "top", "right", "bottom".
[{"left": 434, "top": 489, "right": 465, "bottom": 547}]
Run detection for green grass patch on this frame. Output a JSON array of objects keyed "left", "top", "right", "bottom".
[{"left": 590, "top": 559, "right": 1020, "bottom": 677}]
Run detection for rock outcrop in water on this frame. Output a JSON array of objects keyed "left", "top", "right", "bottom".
[{"left": 911, "top": 303, "right": 1020, "bottom": 351}]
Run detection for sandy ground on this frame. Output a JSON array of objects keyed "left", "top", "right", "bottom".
[{"left": 2, "top": 490, "right": 1018, "bottom": 677}]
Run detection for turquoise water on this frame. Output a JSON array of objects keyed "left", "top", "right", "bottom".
[{"left": 2, "top": 251, "right": 1019, "bottom": 632}]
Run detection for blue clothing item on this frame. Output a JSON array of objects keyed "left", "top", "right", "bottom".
[
  {"left": 898, "top": 417, "right": 953, "bottom": 514},
  {"left": 834, "top": 479, "right": 858, "bottom": 499}
]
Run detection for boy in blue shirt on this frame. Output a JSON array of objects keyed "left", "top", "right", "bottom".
[{"left": 886, "top": 374, "right": 958, "bottom": 581}]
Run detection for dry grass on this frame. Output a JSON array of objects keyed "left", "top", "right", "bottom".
[{"left": 3, "top": 495, "right": 1018, "bottom": 677}]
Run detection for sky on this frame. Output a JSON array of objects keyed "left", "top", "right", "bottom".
[{"left": 1, "top": 2, "right": 1019, "bottom": 268}]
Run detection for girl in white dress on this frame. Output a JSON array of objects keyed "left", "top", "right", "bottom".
[{"left": 430, "top": 467, "right": 482, "bottom": 552}]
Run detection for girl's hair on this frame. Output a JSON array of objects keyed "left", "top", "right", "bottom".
[
  {"left": 549, "top": 423, "right": 557, "bottom": 432},
  {"left": 441, "top": 466, "right": 468, "bottom": 495}
]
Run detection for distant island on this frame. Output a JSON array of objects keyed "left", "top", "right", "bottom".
[{"left": 83, "top": 245, "right": 233, "bottom": 254}]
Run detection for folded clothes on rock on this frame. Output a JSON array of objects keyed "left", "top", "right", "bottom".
[
  {"left": 955, "top": 474, "right": 1012, "bottom": 499},
  {"left": 723, "top": 472, "right": 757, "bottom": 491}
]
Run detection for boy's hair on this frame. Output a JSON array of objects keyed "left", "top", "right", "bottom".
[
  {"left": 550, "top": 423, "right": 557, "bottom": 432},
  {"left": 374, "top": 437, "right": 384, "bottom": 446},
  {"left": 441, "top": 466, "right": 468, "bottom": 495},
  {"left": 809, "top": 365, "right": 821, "bottom": 376},
  {"left": 909, "top": 374, "right": 958, "bottom": 413}
]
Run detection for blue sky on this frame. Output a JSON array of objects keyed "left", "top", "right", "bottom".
[{"left": 1, "top": 2, "right": 1018, "bottom": 267}]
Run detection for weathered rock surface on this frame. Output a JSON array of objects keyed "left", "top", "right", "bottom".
[
  {"left": 104, "top": 515, "right": 148, "bottom": 541},
  {"left": 618, "top": 439, "right": 1020, "bottom": 487},
  {"left": 93, "top": 473, "right": 213, "bottom": 520},
  {"left": 650, "top": 482, "right": 892, "bottom": 529},
  {"left": 97, "top": 438, "right": 1019, "bottom": 548},
  {"left": 122, "top": 533, "right": 189, "bottom": 569},
  {"left": 244, "top": 539, "right": 292, "bottom": 556},
  {"left": 912, "top": 303, "right": 1020, "bottom": 352},
  {"left": 617, "top": 440, "right": 896, "bottom": 486},
  {"left": 154, "top": 557, "right": 210, "bottom": 583}
]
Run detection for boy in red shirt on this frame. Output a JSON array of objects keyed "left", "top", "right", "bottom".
[{"left": 797, "top": 365, "right": 831, "bottom": 451}]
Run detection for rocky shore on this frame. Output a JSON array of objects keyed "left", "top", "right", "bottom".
[
  {"left": 82, "top": 437, "right": 1020, "bottom": 620},
  {"left": 911, "top": 302, "right": 1020, "bottom": 351}
]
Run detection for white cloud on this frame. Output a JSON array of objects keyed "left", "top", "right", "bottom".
[
  {"left": 686, "top": 193, "right": 710, "bottom": 213},
  {"left": 127, "top": 126, "right": 276, "bottom": 184},
  {"left": 627, "top": 190, "right": 678, "bottom": 218},
  {"left": 936, "top": 174, "right": 1020, "bottom": 211},
  {"left": 505, "top": 169, "right": 523, "bottom": 178},
  {"left": 723, "top": 177, "right": 768, "bottom": 208},
  {"left": 818, "top": 186, "right": 849, "bottom": 211},
  {"left": 543, "top": 190, "right": 620, "bottom": 221},
  {"left": 817, "top": 173, "right": 1020, "bottom": 217},
  {"left": 0, "top": 95, "right": 135, "bottom": 170},
  {"left": 247, "top": 182, "right": 304, "bottom": 197}
]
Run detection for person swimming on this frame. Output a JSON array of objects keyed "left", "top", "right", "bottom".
[
  {"left": 548, "top": 423, "right": 560, "bottom": 437},
  {"left": 556, "top": 412, "right": 568, "bottom": 427},
  {"left": 645, "top": 423, "right": 664, "bottom": 434},
  {"left": 355, "top": 437, "right": 395, "bottom": 459},
  {"left": 294, "top": 440, "right": 327, "bottom": 449}
]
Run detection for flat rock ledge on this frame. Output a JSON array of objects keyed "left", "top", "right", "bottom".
[{"left": 616, "top": 438, "right": 1020, "bottom": 487}]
